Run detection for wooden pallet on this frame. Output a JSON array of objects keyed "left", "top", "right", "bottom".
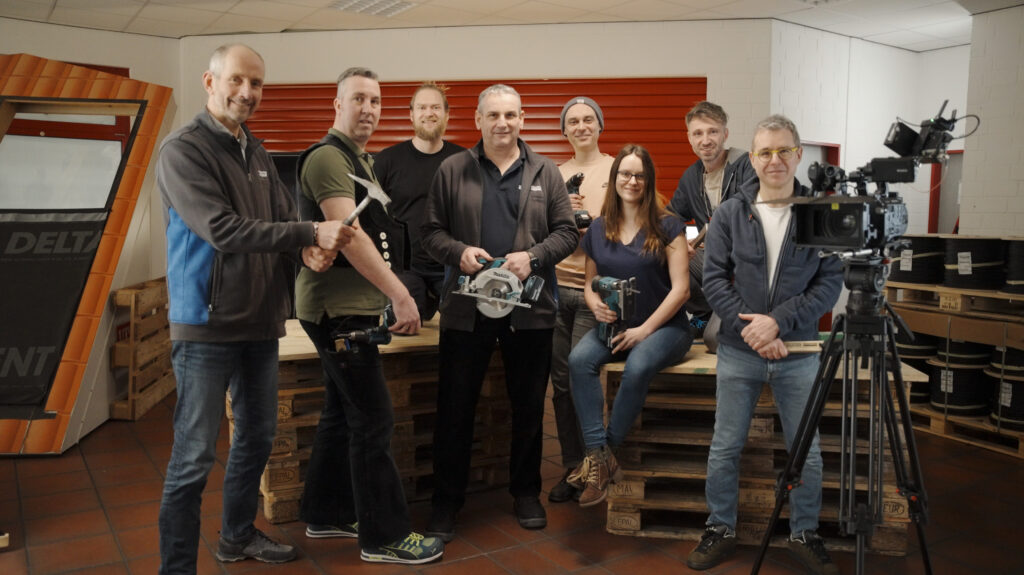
[
  {"left": 109, "top": 278, "right": 175, "bottom": 420},
  {"left": 910, "top": 404, "right": 1024, "bottom": 459},
  {"left": 887, "top": 281, "right": 1024, "bottom": 322}
]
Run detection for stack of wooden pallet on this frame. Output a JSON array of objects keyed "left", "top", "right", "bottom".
[
  {"left": 109, "top": 278, "right": 176, "bottom": 420},
  {"left": 604, "top": 346, "right": 924, "bottom": 557}
]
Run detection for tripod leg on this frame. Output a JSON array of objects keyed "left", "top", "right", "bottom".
[{"left": 751, "top": 318, "right": 845, "bottom": 574}]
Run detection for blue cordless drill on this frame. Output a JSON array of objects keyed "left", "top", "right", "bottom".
[{"left": 591, "top": 276, "right": 638, "bottom": 348}]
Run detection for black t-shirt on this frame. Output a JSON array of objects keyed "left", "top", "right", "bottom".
[
  {"left": 479, "top": 147, "right": 524, "bottom": 260},
  {"left": 373, "top": 139, "right": 465, "bottom": 272}
]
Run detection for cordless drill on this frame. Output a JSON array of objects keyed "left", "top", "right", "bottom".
[
  {"left": 591, "top": 276, "right": 639, "bottom": 348},
  {"left": 334, "top": 305, "right": 397, "bottom": 351},
  {"left": 566, "top": 172, "right": 592, "bottom": 229}
]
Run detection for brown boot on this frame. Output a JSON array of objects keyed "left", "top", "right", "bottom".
[
  {"left": 605, "top": 447, "right": 624, "bottom": 484},
  {"left": 577, "top": 451, "right": 608, "bottom": 507},
  {"left": 565, "top": 457, "right": 590, "bottom": 489}
]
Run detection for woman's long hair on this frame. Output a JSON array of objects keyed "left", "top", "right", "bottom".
[{"left": 600, "top": 144, "right": 670, "bottom": 261}]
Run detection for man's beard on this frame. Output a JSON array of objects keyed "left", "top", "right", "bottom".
[{"left": 415, "top": 118, "right": 446, "bottom": 141}]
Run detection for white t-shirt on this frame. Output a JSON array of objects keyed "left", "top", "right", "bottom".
[{"left": 753, "top": 195, "right": 793, "bottom": 291}]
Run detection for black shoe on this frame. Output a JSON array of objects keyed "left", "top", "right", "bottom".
[
  {"left": 787, "top": 530, "right": 839, "bottom": 575},
  {"left": 548, "top": 469, "right": 582, "bottom": 503},
  {"left": 513, "top": 496, "right": 547, "bottom": 530},
  {"left": 216, "top": 529, "right": 297, "bottom": 564},
  {"left": 686, "top": 525, "right": 736, "bottom": 570},
  {"left": 425, "top": 507, "right": 456, "bottom": 543}
]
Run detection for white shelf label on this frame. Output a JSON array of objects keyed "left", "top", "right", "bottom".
[
  {"left": 899, "top": 250, "right": 913, "bottom": 271},
  {"left": 957, "top": 252, "right": 973, "bottom": 275},
  {"left": 1000, "top": 382, "right": 1012, "bottom": 408},
  {"left": 940, "top": 370, "right": 954, "bottom": 392}
]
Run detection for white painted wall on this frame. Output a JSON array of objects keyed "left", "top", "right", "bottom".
[{"left": 961, "top": 5, "right": 1024, "bottom": 236}]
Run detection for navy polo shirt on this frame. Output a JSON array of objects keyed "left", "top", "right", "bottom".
[{"left": 479, "top": 142, "right": 525, "bottom": 258}]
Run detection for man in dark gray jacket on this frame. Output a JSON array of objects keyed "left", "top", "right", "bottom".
[
  {"left": 688, "top": 115, "right": 842, "bottom": 575},
  {"left": 156, "top": 43, "right": 351, "bottom": 575},
  {"left": 422, "top": 84, "right": 578, "bottom": 541},
  {"left": 667, "top": 101, "right": 758, "bottom": 336}
]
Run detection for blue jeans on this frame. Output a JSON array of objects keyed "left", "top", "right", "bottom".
[
  {"left": 550, "top": 286, "right": 598, "bottom": 468},
  {"left": 705, "top": 343, "right": 823, "bottom": 534},
  {"left": 159, "top": 339, "right": 279, "bottom": 575},
  {"left": 569, "top": 322, "right": 692, "bottom": 449}
]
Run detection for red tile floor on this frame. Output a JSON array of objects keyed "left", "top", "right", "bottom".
[{"left": 2, "top": 390, "right": 1023, "bottom": 575}]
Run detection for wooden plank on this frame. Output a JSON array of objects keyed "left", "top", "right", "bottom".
[{"left": 110, "top": 370, "right": 175, "bottom": 420}]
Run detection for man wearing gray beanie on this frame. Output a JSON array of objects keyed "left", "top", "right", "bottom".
[{"left": 548, "top": 96, "right": 615, "bottom": 503}]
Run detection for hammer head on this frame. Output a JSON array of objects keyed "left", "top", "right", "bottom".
[{"left": 347, "top": 173, "right": 392, "bottom": 207}]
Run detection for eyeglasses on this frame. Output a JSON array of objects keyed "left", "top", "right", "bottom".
[
  {"left": 754, "top": 147, "right": 800, "bottom": 163},
  {"left": 616, "top": 170, "right": 647, "bottom": 183}
]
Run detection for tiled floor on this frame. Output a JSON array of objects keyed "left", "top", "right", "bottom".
[{"left": 2, "top": 391, "right": 1023, "bottom": 575}]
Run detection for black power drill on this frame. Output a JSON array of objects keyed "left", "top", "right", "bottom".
[
  {"left": 334, "top": 305, "right": 397, "bottom": 350},
  {"left": 591, "top": 276, "right": 639, "bottom": 348},
  {"left": 566, "top": 172, "right": 592, "bottom": 229}
]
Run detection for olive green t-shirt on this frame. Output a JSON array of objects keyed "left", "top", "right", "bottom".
[{"left": 295, "top": 129, "right": 389, "bottom": 322}]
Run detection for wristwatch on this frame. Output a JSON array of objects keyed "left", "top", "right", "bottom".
[{"left": 528, "top": 251, "right": 541, "bottom": 271}]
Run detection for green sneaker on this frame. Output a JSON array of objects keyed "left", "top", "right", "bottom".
[
  {"left": 360, "top": 532, "right": 444, "bottom": 565},
  {"left": 306, "top": 522, "right": 358, "bottom": 538}
]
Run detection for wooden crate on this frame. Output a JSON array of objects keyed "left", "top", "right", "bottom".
[{"left": 109, "top": 278, "right": 175, "bottom": 420}]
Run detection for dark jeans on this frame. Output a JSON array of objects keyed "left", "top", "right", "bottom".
[
  {"left": 299, "top": 315, "right": 411, "bottom": 547},
  {"left": 549, "top": 286, "right": 595, "bottom": 468},
  {"left": 685, "top": 245, "right": 712, "bottom": 320},
  {"left": 432, "top": 316, "right": 552, "bottom": 512},
  {"left": 159, "top": 339, "right": 279, "bottom": 575},
  {"left": 396, "top": 268, "right": 444, "bottom": 322}
]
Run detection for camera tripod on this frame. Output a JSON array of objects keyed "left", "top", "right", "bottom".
[{"left": 751, "top": 255, "right": 932, "bottom": 575}]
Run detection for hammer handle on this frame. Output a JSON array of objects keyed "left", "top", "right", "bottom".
[{"left": 342, "top": 196, "right": 372, "bottom": 226}]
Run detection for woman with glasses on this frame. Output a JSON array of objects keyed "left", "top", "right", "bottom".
[{"left": 565, "top": 144, "right": 693, "bottom": 506}]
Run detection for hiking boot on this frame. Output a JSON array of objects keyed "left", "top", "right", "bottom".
[
  {"left": 513, "top": 495, "right": 547, "bottom": 529},
  {"left": 216, "top": 529, "right": 296, "bottom": 564},
  {"left": 578, "top": 447, "right": 623, "bottom": 507},
  {"left": 686, "top": 525, "right": 736, "bottom": 570},
  {"left": 548, "top": 468, "right": 582, "bottom": 503},
  {"left": 425, "top": 507, "right": 456, "bottom": 542},
  {"left": 787, "top": 530, "right": 839, "bottom": 575},
  {"left": 360, "top": 532, "right": 444, "bottom": 564},
  {"left": 305, "top": 522, "right": 358, "bottom": 539}
]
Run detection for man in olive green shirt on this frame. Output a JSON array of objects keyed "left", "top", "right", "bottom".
[{"left": 294, "top": 67, "right": 443, "bottom": 565}]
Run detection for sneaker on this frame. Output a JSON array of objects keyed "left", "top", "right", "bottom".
[
  {"left": 306, "top": 522, "right": 358, "bottom": 539},
  {"left": 548, "top": 468, "right": 582, "bottom": 503},
  {"left": 787, "top": 530, "right": 839, "bottom": 575},
  {"left": 216, "top": 529, "right": 296, "bottom": 564},
  {"left": 360, "top": 532, "right": 444, "bottom": 565},
  {"left": 513, "top": 495, "right": 547, "bottom": 529},
  {"left": 686, "top": 525, "right": 736, "bottom": 570},
  {"left": 425, "top": 507, "right": 456, "bottom": 542}
]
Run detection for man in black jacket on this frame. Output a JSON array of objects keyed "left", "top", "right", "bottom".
[
  {"left": 667, "top": 101, "right": 758, "bottom": 337},
  {"left": 422, "top": 84, "right": 578, "bottom": 541}
]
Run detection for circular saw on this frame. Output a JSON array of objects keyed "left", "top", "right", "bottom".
[{"left": 454, "top": 258, "right": 539, "bottom": 318}]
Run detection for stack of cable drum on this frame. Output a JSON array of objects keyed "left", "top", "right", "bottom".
[
  {"left": 942, "top": 236, "right": 1006, "bottom": 289},
  {"left": 986, "top": 347, "right": 1024, "bottom": 430},
  {"left": 894, "top": 330, "right": 938, "bottom": 403},
  {"left": 999, "top": 237, "right": 1024, "bottom": 295},
  {"left": 889, "top": 234, "right": 945, "bottom": 284},
  {"left": 928, "top": 338, "right": 993, "bottom": 415}
]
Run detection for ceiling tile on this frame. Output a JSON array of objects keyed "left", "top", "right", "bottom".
[
  {"left": 493, "top": 0, "right": 587, "bottom": 21},
  {"left": 202, "top": 12, "right": 291, "bottom": 33},
  {"left": 0, "top": 0, "right": 53, "bottom": 20},
  {"left": 778, "top": 6, "right": 855, "bottom": 28},
  {"left": 427, "top": 0, "right": 526, "bottom": 15},
  {"left": 862, "top": 28, "right": 937, "bottom": 46},
  {"left": 911, "top": 17, "right": 972, "bottom": 36},
  {"left": 50, "top": 6, "right": 135, "bottom": 29},
  {"left": 542, "top": 0, "right": 633, "bottom": 10},
  {"left": 391, "top": 3, "right": 482, "bottom": 26},
  {"left": 229, "top": 0, "right": 318, "bottom": 21},
  {"left": 125, "top": 16, "right": 207, "bottom": 36},
  {"left": 903, "top": 36, "right": 965, "bottom": 51},
  {"left": 819, "top": 18, "right": 899, "bottom": 38},
  {"left": 597, "top": 0, "right": 699, "bottom": 20},
  {"left": 56, "top": 0, "right": 142, "bottom": 13},
  {"left": 149, "top": 0, "right": 236, "bottom": 9},
  {"left": 289, "top": 8, "right": 397, "bottom": 30},
  {"left": 709, "top": 0, "right": 809, "bottom": 19},
  {"left": 136, "top": 3, "right": 224, "bottom": 25}
]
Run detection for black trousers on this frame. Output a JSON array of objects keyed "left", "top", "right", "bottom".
[
  {"left": 431, "top": 315, "right": 553, "bottom": 512},
  {"left": 299, "top": 315, "right": 411, "bottom": 547}
]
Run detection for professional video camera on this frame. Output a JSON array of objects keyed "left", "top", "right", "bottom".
[{"left": 794, "top": 101, "right": 964, "bottom": 253}]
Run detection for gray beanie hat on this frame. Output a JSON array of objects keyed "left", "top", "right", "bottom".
[{"left": 560, "top": 96, "right": 604, "bottom": 134}]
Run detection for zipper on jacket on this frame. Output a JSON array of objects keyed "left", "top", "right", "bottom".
[{"left": 208, "top": 254, "right": 224, "bottom": 312}]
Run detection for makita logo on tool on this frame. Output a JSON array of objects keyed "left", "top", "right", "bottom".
[
  {"left": 4, "top": 231, "right": 101, "bottom": 255},
  {"left": 0, "top": 346, "right": 56, "bottom": 378}
]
